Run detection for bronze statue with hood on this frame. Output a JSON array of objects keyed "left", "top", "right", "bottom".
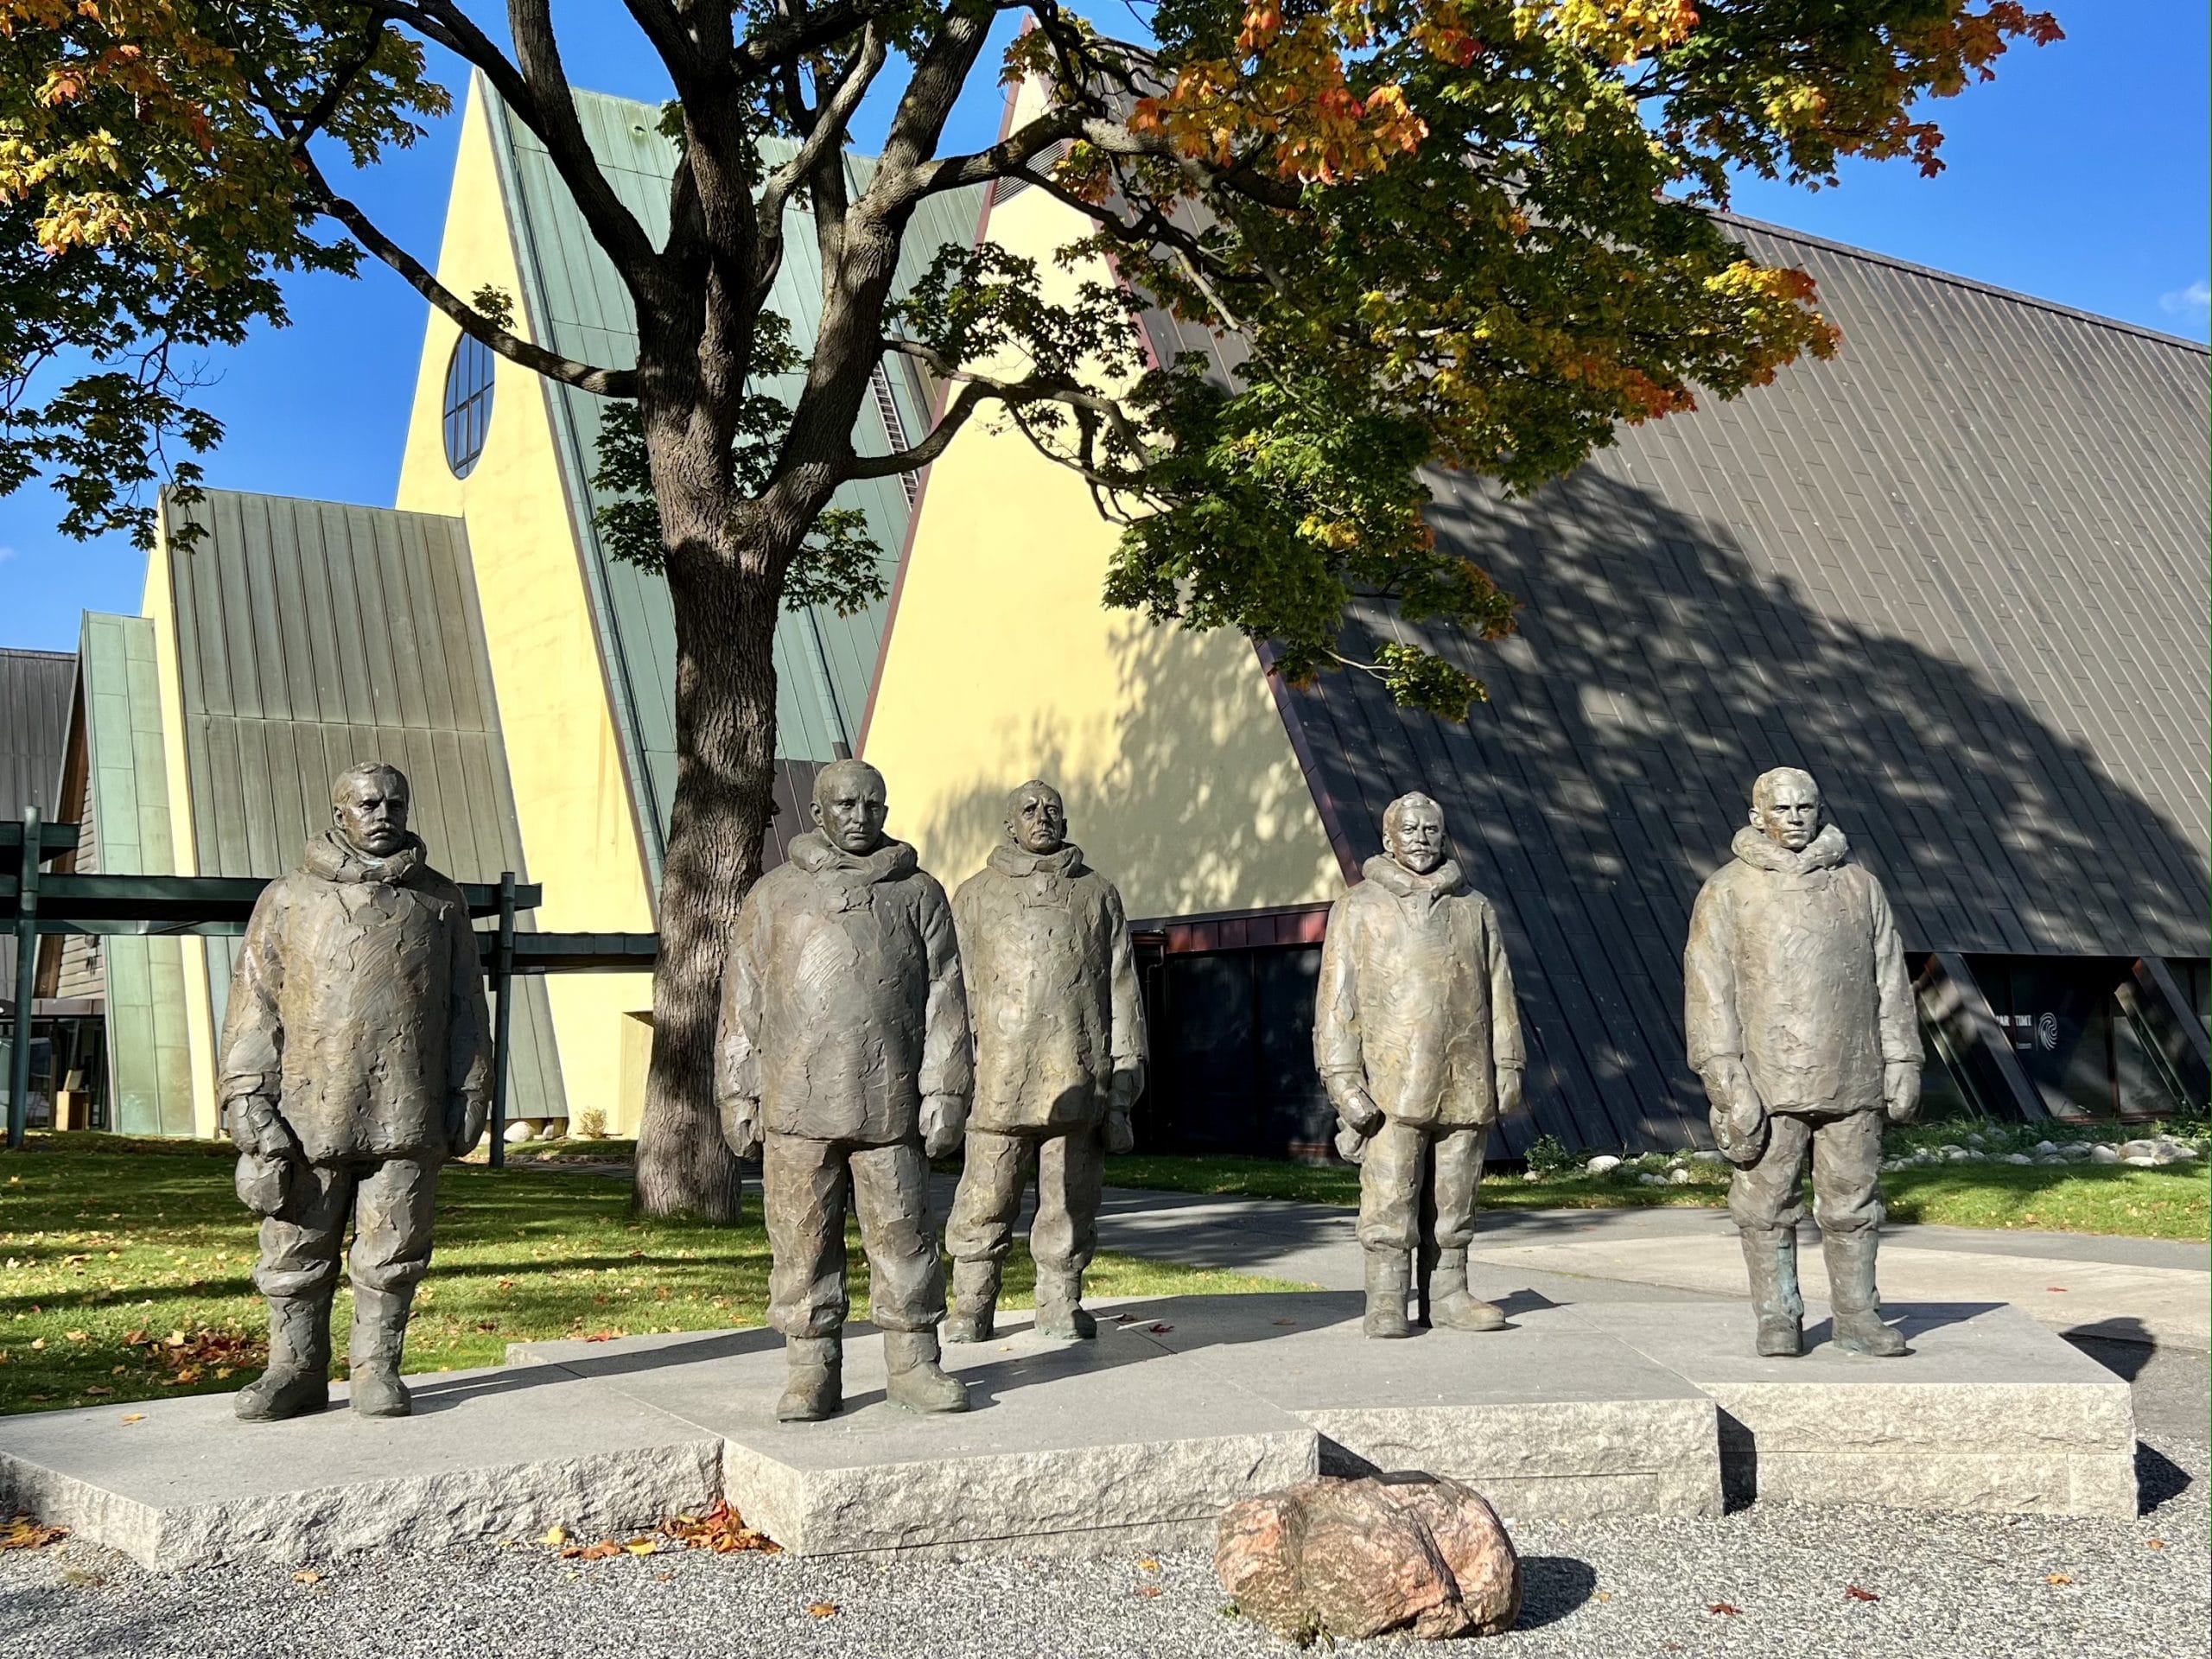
[
  {"left": 1686, "top": 766, "right": 1923, "bottom": 1358},
  {"left": 1317, "top": 791, "right": 1525, "bottom": 1338},
  {"left": 220, "top": 763, "right": 493, "bottom": 1421}
]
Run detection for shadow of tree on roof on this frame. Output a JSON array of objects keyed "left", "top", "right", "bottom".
[{"left": 1285, "top": 461, "right": 2207, "bottom": 1156}]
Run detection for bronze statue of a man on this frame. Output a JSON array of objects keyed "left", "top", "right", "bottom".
[
  {"left": 1686, "top": 767, "right": 1922, "bottom": 1358},
  {"left": 944, "top": 781, "right": 1146, "bottom": 1344},
  {"left": 716, "top": 760, "right": 972, "bottom": 1421},
  {"left": 220, "top": 764, "right": 493, "bottom": 1421},
  {"left": 1317, "top": 792, "right": 1524, "bottom": 1338}
]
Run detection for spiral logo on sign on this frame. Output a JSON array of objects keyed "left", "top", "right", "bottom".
[{"left": 2036, "top": 1013, "right": 2058, "bottom": 1052}]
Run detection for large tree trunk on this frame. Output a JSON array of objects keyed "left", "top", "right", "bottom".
[{"left": 631, "top": 424, "right": 784, "bottom": 1220}]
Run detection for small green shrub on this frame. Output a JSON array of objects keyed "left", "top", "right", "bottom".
[{"left": 1523, "top": 1134, "right": 1580, "bottom": 1178}]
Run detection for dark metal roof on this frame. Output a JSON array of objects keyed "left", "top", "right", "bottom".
[
  {"left": 1154, "top": 220, "right": 2211, "bottom": 1154},
  {"left": 0, "top": 646, "right": 73, "bottom": 988},
  {"left": 161, "top": 487, "right": 568, "bottom": 1120}
]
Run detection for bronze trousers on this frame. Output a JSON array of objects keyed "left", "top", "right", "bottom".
[
  {"left": 762, "top": 1132, "right": 945, "bottom": 1338},
  {"left": 1356, "top": 1119, "right": 1487, "bottom": 1254},
  {"left": 944, "top": 1126, "right": 1105, "bottom": 1276},
  {"left": 1728, "top": 1108, "right": 1885, "bottom": 1237},
  {"left": 253, "top": 1156, "right": 440, "bottom": 1300}
]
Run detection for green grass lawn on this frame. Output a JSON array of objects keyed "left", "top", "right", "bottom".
[
  {"left": 1103, "top": 1133, "right": 2210, "bottom": 1243},
  {"left": 0, "top": 1139, "right": 1301, "bottom": 1417}
]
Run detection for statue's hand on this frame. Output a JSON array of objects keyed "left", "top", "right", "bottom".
[
  {"left": 720, "top": 1095, "right": 763, "bottom": 1160},
  {"left": 1103, "top": 1109, "right": 1136, "bottom": 1157},
  {"left": 1699, "top": 1058, "right": 1769, "bottom": 1167},
  {"left": 1338, "top": 1086, "right": 1384, "bottom": 1136},
  {"left": 1332, "top": 1119, "right": 1370, "bottom": 1166},
  {"left": 1495, "top": 1065, "right": 1525, "bottom": 1118},
  {"left": 1108, "top": 1066, "right": 1143, "bottom": 1118},
  {"left": 227, "top": 1093, "right": 294, "bottom": 1160},
  {"left": 920, "top": 1093, "right": 965, "bottom": 1160},
  {"left": 447, "top": 1093, "right": 490, "bottom": 1159},
  {"left": 1883, "top": 1062, "right": 1922, "bottom": 1125}
]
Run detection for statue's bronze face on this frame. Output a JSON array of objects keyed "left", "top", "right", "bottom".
[
  {"left": 1006, "top": 782, "right": 1066, "bottom": 855},
  {"left": 334, "top": 770, "right": 410, "bottom": 858},
  {"left": 1751, "top": 773, "right": 1822, "bottom": 853},
  {"left": 812, "top": 761, "right": 889, "bottom": 855},
  {"left": 1384, "top": 797, "right": 1446, "bottom": 876}
]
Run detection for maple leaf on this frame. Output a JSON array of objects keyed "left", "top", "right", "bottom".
[{"left": 0, "top": 1515, "right": 68, "bottom": 1551}]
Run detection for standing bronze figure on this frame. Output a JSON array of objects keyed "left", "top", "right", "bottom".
[
  {"left": 221, "top": 764, "right": 493, "bottom": 1421},
  {"left": 944, "top": 781, "right": 1146, "bottom": 1344},
  {"left": 1686, "top": 767, "right": 1923, "bottom": 1357},
  {"left": 716, "top": 760, "right": 972, "bottom": 1421},
  {"left": 1318, "top": 792, "right": 1524, "bottom": 1338}
]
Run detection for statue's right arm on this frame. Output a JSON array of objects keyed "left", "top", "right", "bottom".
[
  {"left": 1313, "top": 899, "right": 1380, "bottom": 1133},
  {"left": 219, "top": 885, "right": 294, "bottom": 1157},
  {"left": 715, "top": 900, "right": 764, "bottom": 1156}
]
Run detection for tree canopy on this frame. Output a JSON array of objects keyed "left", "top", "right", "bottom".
[{"left": 4, "top": 0, "right": 2057, "bottom": 711}]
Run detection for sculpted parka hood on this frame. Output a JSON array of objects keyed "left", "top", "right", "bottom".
[
  {"left": 716, "top": 830, "right": 971, "bottom": 1145},
  {"left": 951, "top": 840, "right": 1147, "bottom": 1133},
  {"left": 1314, "top": 855, "right": 1525, "bottom": 1128},
  {"left": 218, "top": 830, "right": 493, "bottom": 1164},
  {"left": 1683, "top": 823, "right": 1921, "bottom": 1115}
]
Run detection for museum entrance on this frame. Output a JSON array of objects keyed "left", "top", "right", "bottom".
[{"left": 1965, "top": 954, "right": 2201, "bottom": 1122}]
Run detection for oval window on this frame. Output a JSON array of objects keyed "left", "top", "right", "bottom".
[{"left": 442, "top": 333, "right": 496, "bottom": 478}]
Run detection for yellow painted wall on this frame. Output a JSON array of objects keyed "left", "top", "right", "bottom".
[
  {"left": 393, "top": 79, "right": 656, "bottom": 1132},
  {"left": 143, "top": 506, "right": 221, "bottom": 1139},
  {"left": 861, "top": 86, "right": 1341, "bottom": 919}
]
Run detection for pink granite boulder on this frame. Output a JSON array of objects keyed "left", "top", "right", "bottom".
[{"left": 1216, "top": 1474, "right": 1522, "bottom": 1643}]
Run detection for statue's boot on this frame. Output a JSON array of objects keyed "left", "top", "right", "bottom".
[
  {"left": 1824, "top": 1230, "right": 1907, "bottom": 1357},
  {"left": 944, "top": 1261, "right": 1000, "bottom": 1344},
  {"left": 1363, "top": 1249, "right": 1414, "bottom": 1339},
  {"left": 1033, "top": 1267, "right": 1097, "bottom": 1340},
  {"left": 1429, "top": 1248, "right": 1506, "bottom": 1332},
  {"left": 776, "top": 1335, "right": 843, "bottom": 1422},
  {"left": 1739, "top": 1228, "right": 1803, "bottom": 1357},
  {"left": 348, "top": 1285, "right": 416, "bottom": 1418},
  {"left": 884, "top": 1329, "right": 969, "bottom": 1414},
  {"left": 235, "top": 1291, "right": 333, "bottom": 1421}
]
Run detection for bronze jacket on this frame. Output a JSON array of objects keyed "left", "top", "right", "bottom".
[
  {"left": 1314, "top": 856, "right": 1524, "bottom": 1128},
  {"left": 716, "top": 832, "right": 971, "bottom": 1145},
  {"left": 951, "top": 842, "right": 1146, "bottom": 1134},
  {"left": 218, "top": 832, "right": 492, "bottom": 1164},
  {"left": 1684, "top": 824, "right": 1921, "bottom": 1115}
]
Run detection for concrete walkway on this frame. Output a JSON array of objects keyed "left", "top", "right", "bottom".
[{"left": 1084, "top": 1187, "right": 2212, "bottom": 1353}]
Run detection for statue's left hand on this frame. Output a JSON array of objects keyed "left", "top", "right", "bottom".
[
  {"left": 1883, "top": 1063, "right": 1922, "bottom": 1125},
  {"left": 920, "top": 1093, "right": 965, "bottom": 1159},
  {"left": 447, "top": 1093, "right": 490, "bottom": 1158},
  {"left": 1103, "top": 1109, "right": 1136, "bottom": 1156},
  {"left": 1495, "top": 1065, "right": 1524, "bottom": 1118}
]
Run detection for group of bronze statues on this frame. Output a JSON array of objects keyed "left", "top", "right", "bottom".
[{"left": 219, "top": 758, "right": 1920, "bottom": 1423}]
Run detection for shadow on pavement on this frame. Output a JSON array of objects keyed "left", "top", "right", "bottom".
[{"left": 1514, "top": 1555, "right": 1599, "bottom": 1630}]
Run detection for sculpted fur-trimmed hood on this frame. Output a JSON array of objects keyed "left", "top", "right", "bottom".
[
  {"left": 1730, "top": 822, "right": 1849, "bottom": 876},
  {"left": 300, "top": 829, "right": 430, "bottom": 887},
  {"left": 1359, "top": 853, "right": 1467, "bottom": 913}
]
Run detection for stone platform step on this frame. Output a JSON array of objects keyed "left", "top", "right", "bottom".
[{"left": 0, "top": 1294, "right": 2133, "bottom": 1568}]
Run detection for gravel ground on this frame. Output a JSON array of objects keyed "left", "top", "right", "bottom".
[{"left": 3, "top": 1432, "right": 2202, "bottom": 1659}]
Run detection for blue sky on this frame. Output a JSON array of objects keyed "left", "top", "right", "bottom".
[{"left": 2, "top": 3, "right": 2205, "bottom": 652}]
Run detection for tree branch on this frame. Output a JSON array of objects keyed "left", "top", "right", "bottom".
[
  {"left": 759, "top": 23, "right": 887, "bottom": 233},
  {"left": 304, "top": 158, "right": 637, "bottom": 397},
  {"left": 505, "top": 0, "right": 665, "bottom": 286},
  {"left": 849, "top": 339, "right": 1146, "bottom": 480}
]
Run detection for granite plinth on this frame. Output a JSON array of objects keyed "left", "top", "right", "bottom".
[
  {"left": 0, "top": 1293, "right": 2140, "bottom": 1568},
  {"left": 504, "top": 1318, "right": 1318, "bottom": 1559},
  {"left": 1133, "top": 1294, "right": 1724, "bottom": 1518},
  {"left": 1576, "top": 1300, "right": 2139, "bottom": 1517},
  {"left": 0, "top": 1364, "right": 721, "bottom": 1569}
]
